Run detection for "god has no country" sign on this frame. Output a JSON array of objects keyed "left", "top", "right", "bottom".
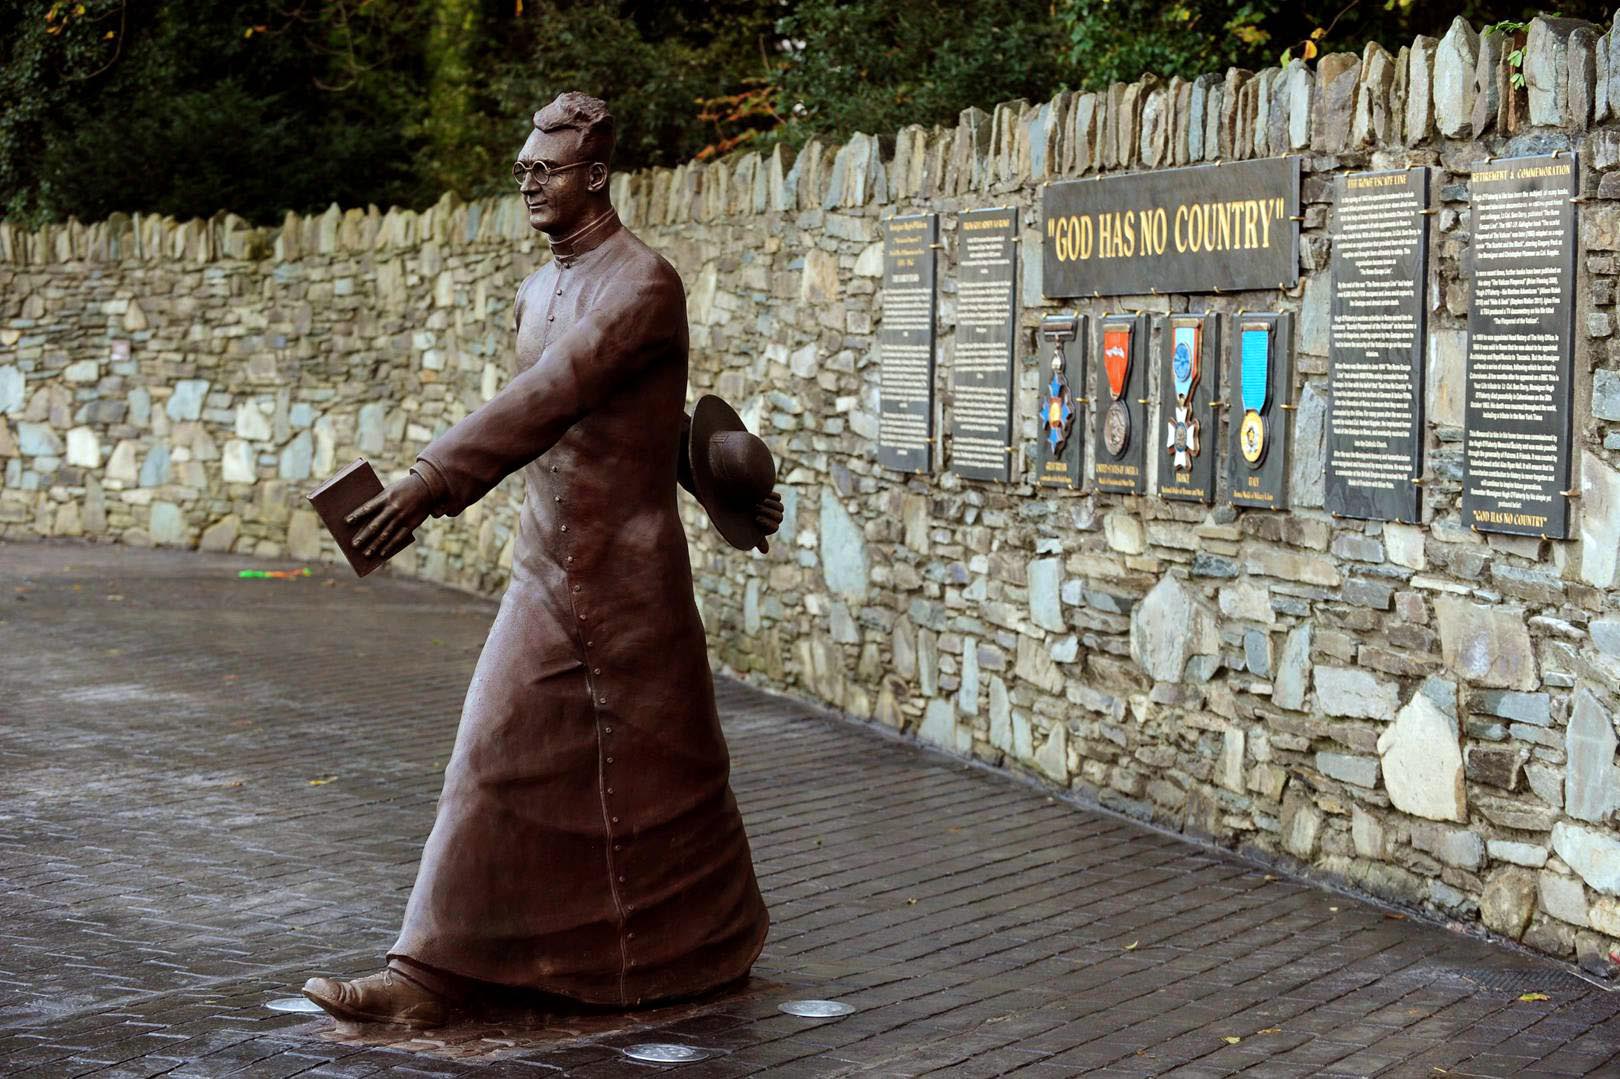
[{"left": 1042, "top": 157, "right": 1301, "bottom": 297}]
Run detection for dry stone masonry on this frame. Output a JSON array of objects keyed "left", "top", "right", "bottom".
[{"left": 5, "top": 13, "right": 1620, "bottom": 976}]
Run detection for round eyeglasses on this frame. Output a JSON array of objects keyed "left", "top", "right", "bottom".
[{"left": 512, "top": 158, "right": 596, "bottom": 186}]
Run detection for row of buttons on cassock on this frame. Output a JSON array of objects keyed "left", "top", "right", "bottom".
[{"left": 549, "top": 453, "right": 638, "bottom": 954}]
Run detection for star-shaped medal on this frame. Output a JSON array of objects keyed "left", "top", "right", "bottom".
[
  {"left": 1044, "top": 372, "right": 1074, "bottom": 455},
  {"left": 1165, "top": 401, "right": 1200, "bottom": 472}
]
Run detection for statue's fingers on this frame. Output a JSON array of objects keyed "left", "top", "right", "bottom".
[
  {"left": 365, "top": 519, "right": 399, "bottom": 558},
  {"left": 379, "top": 531, "right": 411, "bottom": 562},
  {"left": 354, "top": 503, "right": 400, "bottom": 549},
  {"left": 391, "top": 516, "right": 424, "bottom": 550},
  {"left": 345, "top": 492, "right": 386, "bottom": 526},
  {"left": 754, "top": 536, "right": 770, "bottom": 554},
  {"left": 351, "top": 516, "right": 383, "bottom": 549}
]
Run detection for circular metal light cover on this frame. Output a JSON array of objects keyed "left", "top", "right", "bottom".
[
  {"left": 778, "top": 999, "right": 856, "bottom": 1018},
  {"left": 622, "top": 1043, "right": 712, "bottom": 1064},
  {"left": 266, "top": 997, "right": 325, "bottom": 1014}
]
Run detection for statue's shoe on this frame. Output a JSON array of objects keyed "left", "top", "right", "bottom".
[{"left": 301, "top": 967, "right": 450, "bottom": 1027}]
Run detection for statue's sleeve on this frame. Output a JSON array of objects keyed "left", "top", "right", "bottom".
[
  {"left": 411, "top": 263, "right": 682, "bottom": 518},
  {"left": 675, "top": 410, "right": 696, "bottom": 496}
]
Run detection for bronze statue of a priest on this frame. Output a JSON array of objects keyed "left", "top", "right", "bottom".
[{"left": 302, "top": 91, "right": 781, "bottom": 1027}]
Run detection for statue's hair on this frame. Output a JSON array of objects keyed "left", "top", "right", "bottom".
[{"left": 532, "top": 92, "right": 615, "bottom": 169}]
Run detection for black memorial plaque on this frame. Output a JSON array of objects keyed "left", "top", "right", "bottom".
[
  {"left": 1036, "top": 313, "right": 1086, "bottom": 490},
  {"left": 1463, "top": 154, "right": 1578, "bottom": 538},
  {"left": 1158, "top": 313, "right": 1221, "bottom": 504},
  {"left": 1227, "top": 312, "right": 1293, "bottom": 511},
  {"left": 1043, "top": 157, "right": 1301, "bottom": 297},
  {"left": 950, "top": 208, "right": 1019, "bottom": 482},
  {"left": 1094, "top": 314, "right": 1149, "bottom": 494},
  {"left": 1326, "top": 167, "right": 1430, "bottom": 523},
  {"left": 880, "top": 213, "right": 939, "bottom": 472}
]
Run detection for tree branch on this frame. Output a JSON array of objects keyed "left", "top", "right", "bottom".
[{"left": 64, "top": 0, "right": 127, "bottom": 83}]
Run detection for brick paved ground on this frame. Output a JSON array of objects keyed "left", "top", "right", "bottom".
[{"left": 2, "top": 540, "right": 1618, "bottom": 1079}]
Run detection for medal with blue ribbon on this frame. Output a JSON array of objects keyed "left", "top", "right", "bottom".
[
  {"left": 1039, "top": 314, "right": 1080, "bottom": 465},
  {"left": 1165, "top": 320, "right": 1202, "bottom": 472},
  {"left": 1239, "top": 321, "right": 1273, "bottom": 468},
  {"left": 1044, "top": 367, "right": 1075, "bottom": 455},
  {"left": 1172, "top": 324, "right": 1199, "bottom": 401}
]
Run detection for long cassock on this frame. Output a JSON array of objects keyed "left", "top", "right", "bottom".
[{"left": 393, "top": 207, "right": 770, "bottom": 1007}]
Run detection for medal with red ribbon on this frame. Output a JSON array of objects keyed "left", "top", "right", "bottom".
[{"left": 1102, "top": 324, "right": 1132, "bottom": 458}]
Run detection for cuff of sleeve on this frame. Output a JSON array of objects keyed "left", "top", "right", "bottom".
[
  {"left": 676, "top": 411, "right": 696, "bottom": 496},
  {"left": 410, "top": 457, "right": 451, "bottom": 518}
]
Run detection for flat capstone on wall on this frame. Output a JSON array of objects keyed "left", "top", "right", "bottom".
[{"left": 5, "top": 13, "right": 1620, "bottom": 977}]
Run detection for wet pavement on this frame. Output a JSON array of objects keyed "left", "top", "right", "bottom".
[{"left": 2, "top": 539, "right": 1618, "bottom": 1078}]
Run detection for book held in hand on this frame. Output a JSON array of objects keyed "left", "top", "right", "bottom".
[{"left": 305, "top": 458, "right": 413, "bottom": 577}]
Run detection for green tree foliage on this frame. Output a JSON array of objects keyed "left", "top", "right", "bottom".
[
  {"left": 484, "top": 1, "right": 787, "bottom": 188},
  {"left": 0, "top": 0, "right": 789, "bottom": 223},
  {"left": 1052, "top": 0, "right": 1618, "bottom": 89},
  {"left": 0, "top": 1, "right": 431, "bottom": 226},
  {"left": 6, "top": 0, "right": 1620, "bottom": 226},
  {"left": 419, "top": 0, "right": 503, "bottom": 199},
  {"left": 773, "top": 0, "right": 1066, "bottom": 145},
  {"left": 1056, "top": 0, "right": 1284, "bottom": 88}
]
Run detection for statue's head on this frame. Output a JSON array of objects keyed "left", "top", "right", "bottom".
[{"left": 515, "top": 92, "right": 615, "bottom": 236}]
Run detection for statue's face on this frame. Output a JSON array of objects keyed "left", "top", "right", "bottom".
[{"left": 516, "top": 127, "right": 604, "bottom": 235}]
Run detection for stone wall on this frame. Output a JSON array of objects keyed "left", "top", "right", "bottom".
[{"left": 6, "top": 13, "right": 1620, "bottom": 975}]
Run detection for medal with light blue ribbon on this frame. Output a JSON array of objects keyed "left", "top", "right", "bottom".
[
  {"left": 1172, "top": 325, "right": 1198, "bottom": 401},
  {"left": 1165, "top": 320, "right": 1202, "bottom": 472},
  {"left": 1239, "top": 321, "right": 1273, "bottom": 468}
]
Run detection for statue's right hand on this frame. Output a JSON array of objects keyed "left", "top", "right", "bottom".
[
  {"left": 752, "top": 490, "right": 784, "bottom": 554},
  {"left": 347, "top": 473, "right": 435, "bottom": 562}
]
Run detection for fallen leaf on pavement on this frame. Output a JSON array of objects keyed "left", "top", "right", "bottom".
[
  {"left": 1518, "top": 992, "right": 1550, "bottom": 1002},
  {"left": 1124, "top": 940, "right": 1139, "bottom": 951},
  {"left": 1223, "top": 1036, "right": 1241, "bottom": 1045},
  {"left": 308, "top": 776, "right": 337, "bottom": 786}
]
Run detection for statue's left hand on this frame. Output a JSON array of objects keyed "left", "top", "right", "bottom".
[
  {"left": 347, "top": 473, "right": 435, "bottom": 562},
  {"left": 753, "top": 490, "right": 784, "bottom": 554}
]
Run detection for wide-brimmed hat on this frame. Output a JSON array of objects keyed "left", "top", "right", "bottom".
[{"left": 690, "top": 394, "right": 776, "bottom": 552}]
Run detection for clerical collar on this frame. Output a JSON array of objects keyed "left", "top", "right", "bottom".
[{"left": 549, "top": 208, "right": 620, "bottom": 264}]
